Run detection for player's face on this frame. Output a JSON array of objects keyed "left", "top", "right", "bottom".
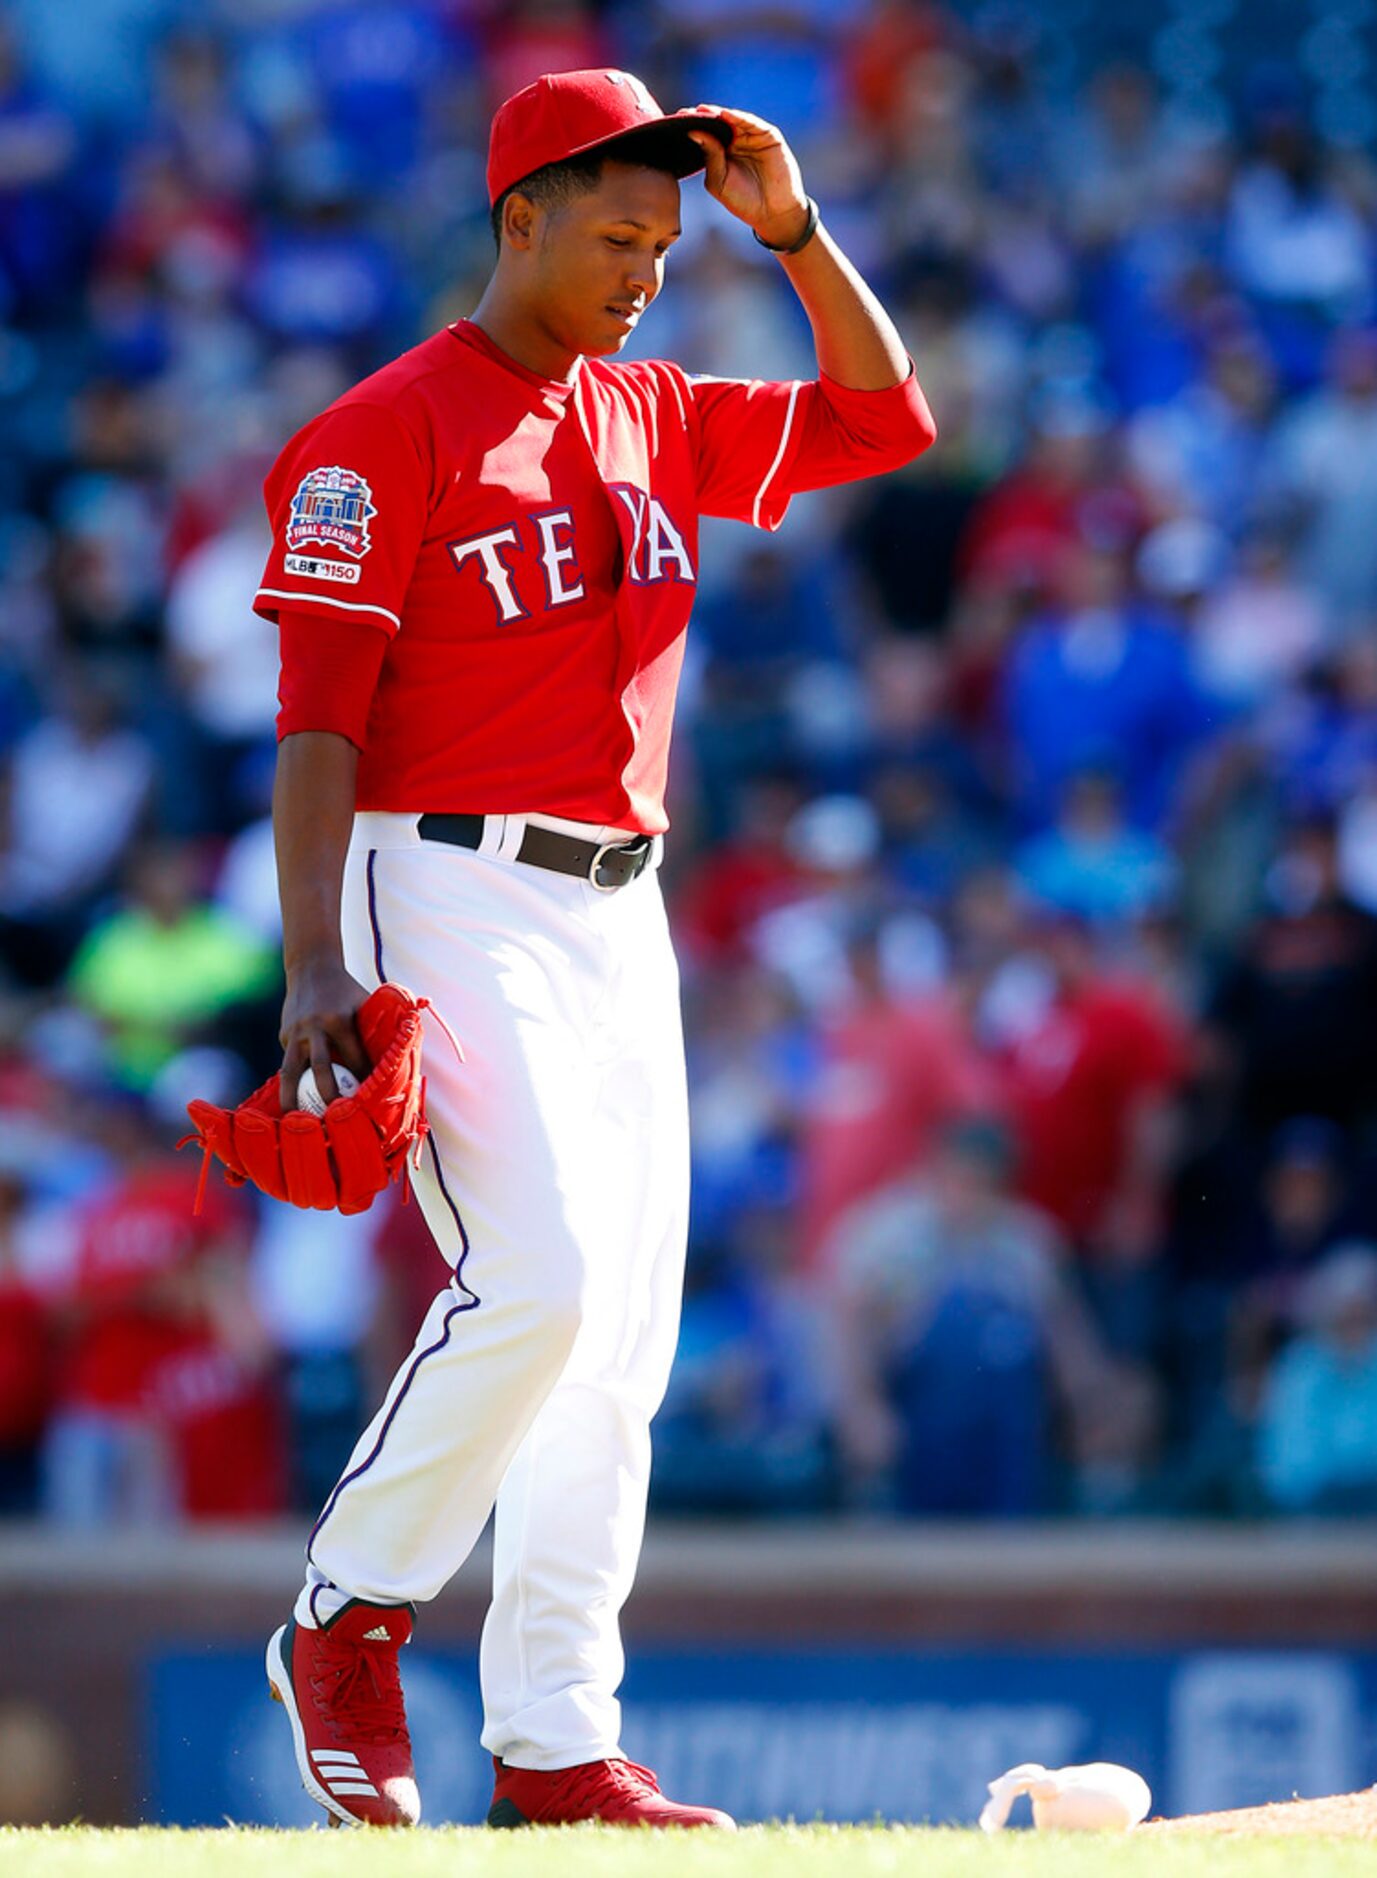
[{"left": 537, "top": 163, "right": 682, "bottom": 358}]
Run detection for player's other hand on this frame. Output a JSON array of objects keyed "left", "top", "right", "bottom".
[
  {"left": 685, "top": 107, "right": 809, "bottom": 250},
  {"left": 279, "top": 958, "right": 371, "bottom": 1110}
]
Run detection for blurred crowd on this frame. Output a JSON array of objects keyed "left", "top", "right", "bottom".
[{"left": 4, "top": 0, "right": 1377, "bottom": 1527}]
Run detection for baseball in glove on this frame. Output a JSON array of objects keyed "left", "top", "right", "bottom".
[{"left": 181, "top": 982, "right": 439, "bottom": 1215}]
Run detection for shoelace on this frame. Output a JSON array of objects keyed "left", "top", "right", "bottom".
[
  {"left": 307, "top": 1635, "right": 408, "bottom": 1744},
  {"left": 555, "top": 1758, "right": 664, "bottom": 1816}
]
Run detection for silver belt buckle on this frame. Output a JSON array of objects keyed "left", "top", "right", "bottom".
[{"left": 588, "top": 836, "right": 649, "bottom": 892}]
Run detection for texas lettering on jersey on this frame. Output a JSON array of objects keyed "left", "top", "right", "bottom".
[{"left": 448, "top": 493, "right": 692, "bottom": 626}]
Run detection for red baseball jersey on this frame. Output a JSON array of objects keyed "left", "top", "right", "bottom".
[{"left": 257, "top": 319, "right": 934, "bottom": 834}]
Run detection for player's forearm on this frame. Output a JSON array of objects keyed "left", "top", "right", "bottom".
[
  {"left": 773, "top": 222, "right": 911, "bottom": 391},
  {"left": 688, "top": 110, "right": 911, "bottom": 392},
  {"left": 274, "top": 730, "right": 359, "bottom": 972}
]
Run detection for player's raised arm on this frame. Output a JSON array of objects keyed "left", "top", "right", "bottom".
[{"left": 686, "top": 107, "right": 926, "bottom": 398}]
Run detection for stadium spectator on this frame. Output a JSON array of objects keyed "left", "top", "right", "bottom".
[
  {"left": 1171, "top": 731, "right": 1281, "bottom": 966},
  {"left": 992, "top": 913, "right": 1190, "bottom": 1355},
  {"left": 0, "top": 14, "right": 82, "bottom": 318},
  {"left": 146, "top": 27, "right": 260, "bottom": 203},
  {"left": 747, "top": 794, "right": 891, "bottom": 1012},
  {"left": 40, "top": 1100, "right": 282, "bottom": 1524},
  {"left": 873, "top": 760, "right": 989, "bottom": 907},
  {"left": 1057, "top": 63, "right": 1179, "bottom": 249},
  {"left": 1257, "top": 1244, "right": 1377, "bottom": 1515},
  {"left": 1270, "top": 325, "right": 1377, "bottom": 636},
  {"left": 1189, "top": 525, "right": 1325, "bottom": 712},
  {"left": 0, "top": 666, "right": 154, "bottom": 989},
  {"left": 1001, "top": 533, "right": 1207, "bottom": 832},
  {"left": 842, "top": 0, "right": 946, "bottom": 158},
  {"left": 1207, "top": 815, "right": 1377, "bottom": 1136},
  {"left": 65, "top": 839, "right": 277, "bottom": 1088},
  {"left": 956, "top": 395, "right": 1118, "bottom": 596},
  {"left": 1269, "top": 637, "right": 1377, "bottom": 819},
  {"left": 672, "top": 770, "right": 809, "bottom": 967},
  {"left": 826, "top": 1118, "right": 1155, "bottom": 1514},
  {"left": 1126, "top": 328, "right": 1279, "bottom": 531},
  {"left": 857, "top": 636, "right": 994, "bottom": 817},
  {"left": 1225, "top": 79, "right": 1373, "bottom": 379},
  {"left": 1015, "top": 768, "right": 1177, "bottom": 926},
  {"left": 1229, "top": 1117, "right": 1362, "bottom": 1368},
  {"left": 164, "top": 481, "right": 276, "bottom": 830},
  {"left": 242, "top": 160, "right": 404, "bottom": 350},
  {"left": 1169, "top": 1106, "right": 1361, "bottom": 1417},
  {"left": 801, "top": 919, "right": 993, "bottom": 1269}
]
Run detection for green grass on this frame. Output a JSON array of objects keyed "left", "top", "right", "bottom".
[{"left": 6, "top": 1826, "right": 1377, "bottom": 1878}]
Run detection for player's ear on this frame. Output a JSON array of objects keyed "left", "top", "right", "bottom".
[{"left": 502, "top": 192, "right": 538, "bottom": 252}]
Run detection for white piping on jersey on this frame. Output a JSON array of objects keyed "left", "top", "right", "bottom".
[
  {"left": 751, "top": 381, "right": 802, "bottom": 529},
  {"left": 256, "top": 588, "right": 402, "bottom": 630}
]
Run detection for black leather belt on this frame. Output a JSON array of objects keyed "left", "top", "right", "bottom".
[{"left": 417, "top": 813, "right": 654, "bottom": 892}]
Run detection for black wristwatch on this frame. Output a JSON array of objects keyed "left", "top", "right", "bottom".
[{"left": 753, "top": 197, "right": 820, "bottom": 256}]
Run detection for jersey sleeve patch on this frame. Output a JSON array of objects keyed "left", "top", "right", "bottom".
[
  {"left": 255, "top": 401, "right": 429, "bottom": 636},
  {"left": 286, "top": 466, "right": 378, "bottom": 559}
]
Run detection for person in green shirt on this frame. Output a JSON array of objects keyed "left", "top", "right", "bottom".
[{"left": 68, "top": 841, "right": 277, "bottom": 1087}]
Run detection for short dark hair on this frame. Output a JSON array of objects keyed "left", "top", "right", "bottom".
[
  {"left": 491, "top": 150, "right": 606, "bottom": 248},
  {"left": 490, "top": 124, "right": 701, "bottom": 249}
]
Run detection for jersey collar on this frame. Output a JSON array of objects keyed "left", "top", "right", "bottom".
[{"left": 449, "top": 319, "right": 581, "bottom": 400}]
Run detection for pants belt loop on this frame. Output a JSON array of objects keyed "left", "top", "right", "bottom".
[{"left": 473, "top": 815, "right": 504, "bottom": 860}]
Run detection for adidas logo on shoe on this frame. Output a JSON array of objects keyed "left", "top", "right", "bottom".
[{"left": 362, "top": 1625, "right": 392, "bottom": 1641}]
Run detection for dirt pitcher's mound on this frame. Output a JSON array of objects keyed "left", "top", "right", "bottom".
[{"left": 1145, "top": 1788, "right": 1377, "bottom": 1837}]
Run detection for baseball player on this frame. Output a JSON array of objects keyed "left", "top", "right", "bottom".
[{"left": 254, "top": 68, "right": 936, "bottom": 1829}]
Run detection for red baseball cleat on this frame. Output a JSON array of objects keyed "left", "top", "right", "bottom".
[
  {"left": 266, "top": 1605, "right": 420, "bottom": 1828},
  {"left": 487, "top": 1755, "right": 736, "bottom": 1829}
]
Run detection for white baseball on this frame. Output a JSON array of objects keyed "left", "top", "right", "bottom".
[{"left": 296, "top": 1063, "right": 361, "bottom": 1116}]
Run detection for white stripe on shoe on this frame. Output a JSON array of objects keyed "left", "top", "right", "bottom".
[{"left": 266, "top": 1624, "right": 362, "bottom": 1830}]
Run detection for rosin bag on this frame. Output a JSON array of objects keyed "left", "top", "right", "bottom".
[{"left": 979, "top": 1762, "right": 1152, "bottom": 1833}]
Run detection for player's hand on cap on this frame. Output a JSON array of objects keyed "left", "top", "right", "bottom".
[
  {"left": 279, "top": 959, "right": 372, "bottom": 1111},
  {"left": 685, "top": 106, "right": 809, "bottom": 251}
]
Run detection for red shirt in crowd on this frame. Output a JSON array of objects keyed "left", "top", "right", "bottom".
[
  {"left": 803, "top": 993, "right": 997, "bottom": 1269},
  {"left": 60, "top": 1161, "right": 283, "bottom": 1517},
  {"left": 257, "top": 319, "right": 934, "bottom": 833},
  {"left": 672, "top": 838, "right": 808, "bottom": 965},
  {"left": 1000, "top": 979, "right": 1189, "bottom": 1243},
  {"left": 0, "top": 1275, "right": 50, "bottom": 1448}
]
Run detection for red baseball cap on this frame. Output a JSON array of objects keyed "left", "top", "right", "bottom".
[{"left": 487, "top": 68, "right": 733, "bottom": 206}]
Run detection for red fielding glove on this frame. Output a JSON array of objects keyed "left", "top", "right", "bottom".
[{"left": 181, "top": 983, "right": 433, "bottom": 1216}]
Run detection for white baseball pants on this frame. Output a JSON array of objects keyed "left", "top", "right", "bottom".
[{"left": 293, "top": 810, "right": 690, "bottom": 1772}]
